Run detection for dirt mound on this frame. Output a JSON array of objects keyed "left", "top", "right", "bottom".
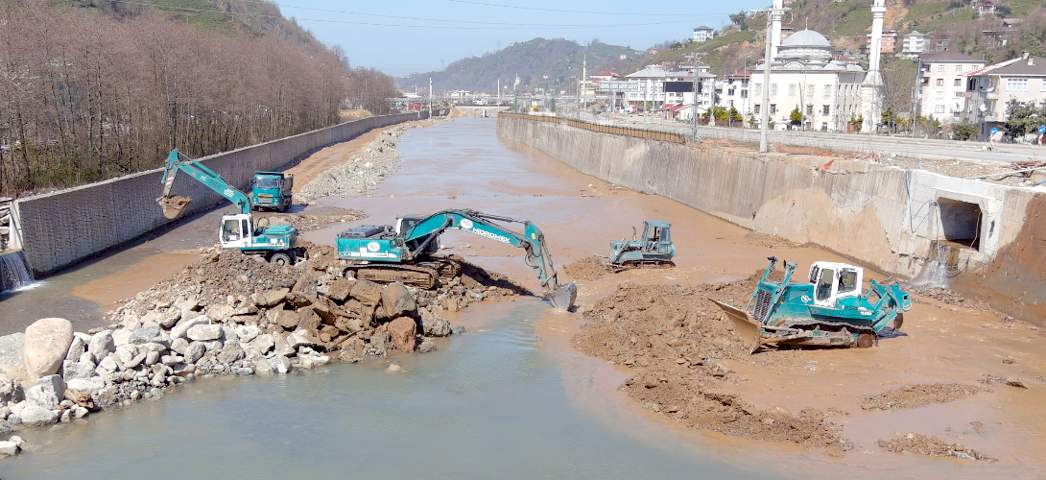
[
  {"left": 563, "top": 256, "right": 611, "bottom": 281},
  {"left": 574, "top": 278, "right": 846, "bottom": 450},
  {"left": 271, "top": 211, "right": 366, "bottom": 232},
  {"left": 861, "top": 383, "right": 984, "bottom": 411},
  {"left": 878, "top": 433, "right": 995, "bottom": 461}
]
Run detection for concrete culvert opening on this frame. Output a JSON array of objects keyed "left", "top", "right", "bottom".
[{"left": 938, "top": 197, "right": 983, "bottom": 251}]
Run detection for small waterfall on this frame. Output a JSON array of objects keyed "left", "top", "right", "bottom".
[
  {"left": 0, "top": 251, "right": 35, "bottom": 293},
  {"left": 911, "top": 242, "right": 960, "bottom": 289}
]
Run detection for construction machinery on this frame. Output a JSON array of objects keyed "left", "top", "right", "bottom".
[
  {"left": 157, "top": 149, "right": 304, "bottom": 265},
  {"left": 250, "top": 171, "right": 293, "bottom": 212},
  {"left": 714, "top": 257, "right": 911, "bottom": 353},
  {"left": 607, "top": 220, "right": 675, "bottom": 270},
  {"left": 335, "top": 209, "right": 577, "bottom": 310}
]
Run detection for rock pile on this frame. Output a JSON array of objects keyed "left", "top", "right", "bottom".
[
  {"left": 0, "top": 245, "right": 521, "bottom": 456},
  {"left": 298, "top": 126, "right": 408, "bottom": 203}
]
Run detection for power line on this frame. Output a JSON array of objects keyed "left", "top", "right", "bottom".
[
  {"left": 445, "top": 0, "right": 730, "bottom": 17},
  {"left": 93, "top": 0, "right": 705, "bottom": 29}
]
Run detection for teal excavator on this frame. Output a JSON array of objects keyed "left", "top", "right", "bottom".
[
  {"left": 336, "top": 209, "right": 577, "bottom": 310},
  {"left": 157, "top": 149, "right": 304, "bottom": 265}
]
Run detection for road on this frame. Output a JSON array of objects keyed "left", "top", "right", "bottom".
[{"left": 578, "top": 112, "right": 1046, "bottom": 167}]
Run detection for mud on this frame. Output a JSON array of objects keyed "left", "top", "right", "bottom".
[
  {"left": 877, "top": 433, "right": 995, "bottom": 462},
  {"left": 861, "top": 383, "right": 985, "bottom": 411},
  {"left": 563, "top": 256, "right": 612, "bottom": 281},
  {"left": 573, "top": 278, "right": 847, "bottom": 451}
]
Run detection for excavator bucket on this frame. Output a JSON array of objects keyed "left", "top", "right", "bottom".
[
  {"left": 711, "top": 299, "right": 763, "bottom": 354},
  {"left": 159, "top": 195, "right": 192, "bottom": 220},
  {"left": 547, "top": 282, "right": 578, "bottom": 311}
]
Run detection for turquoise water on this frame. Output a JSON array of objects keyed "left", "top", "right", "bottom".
[{"left": 3, "top": 300, "right": 777, "bottom": 479}]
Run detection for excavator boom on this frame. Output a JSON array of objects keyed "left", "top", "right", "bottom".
[{"left": 158, "top": 149, "right": 251, "bottom": 220}]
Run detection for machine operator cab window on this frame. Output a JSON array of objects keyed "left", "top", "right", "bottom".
[
  {"left": 809, "top": 262, "right": 864, "bottom": 307},
  {"left": 219, "top": 214, "right": 252, "bottom": 248}
]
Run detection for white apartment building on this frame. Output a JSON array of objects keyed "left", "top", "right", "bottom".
[
  {"left": 617, "top": 64, "right": 716, "bottom": 114},
  {"left": 917, "top": 52, "right": 985, "bottom": 124},
  {"left": 692, "top": 26, "right": 716, "bottom": 43},
  {"left": 965, "top": 53, "right": 1046, "bottom": 137},
  {"left": 900, "top": 31, "right": 928, "bottom": 59},
  {"left": 715, "top": 70, "right": 753, "bottom": 118},
  {"left": 750, "top": 30, "right": 866, "bottom": 131}
]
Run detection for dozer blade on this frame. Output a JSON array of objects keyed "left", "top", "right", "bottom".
[
  {"left": 711, "top": 299, "right": 763, "bottom": 354},
  {"left": 159, "top": 195, "right": 192, "bottom": 220},
  {"left": 547, "top": 282, "right": 578, "bottom": 311}
]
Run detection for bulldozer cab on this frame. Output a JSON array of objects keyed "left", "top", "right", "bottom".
[
  {"left": 808, "top": 261, "right": 863, "bottom": 307},
  {"left": 219, "top": 214, "right": 253, "bottom": 249},
  {"left": 641, "top": 221, "right": 671, "bottom": 246}
]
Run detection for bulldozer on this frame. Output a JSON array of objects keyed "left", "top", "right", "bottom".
[
  {"left": 606, "top": 220, "right": 676, "bottom": 271},
  {"left": 714, "top": 257, "right": 911, "bottom": 353}
]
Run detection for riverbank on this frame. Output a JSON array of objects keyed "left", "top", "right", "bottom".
[{"left": 0, "top": 243, "right": 522, "bottom": 458}]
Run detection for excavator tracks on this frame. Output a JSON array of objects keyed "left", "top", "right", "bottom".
[{"left": 345, "top": 258, "right": 461, "bottom": 289}]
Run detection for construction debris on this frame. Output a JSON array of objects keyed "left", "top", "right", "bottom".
[
  {"left": 298, "top": 125, "right": 410, "bottom": 203},
  {"left": 861, "top": 383, "right": 984, "bottom": 411}
]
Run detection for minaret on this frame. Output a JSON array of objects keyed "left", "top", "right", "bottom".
[
  {"left": 770, "top": 0, "right": 784, "bottom": 60},
  {"left": 860, "top": 0, "right": 886, "bottom": 133}
]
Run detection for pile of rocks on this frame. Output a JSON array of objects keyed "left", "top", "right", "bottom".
[
  {"left": 297, "top": 126, "right": 407, "bottom": 203},
  {"left": 0, "top": 247, "right": 520, "bottom": 457}
]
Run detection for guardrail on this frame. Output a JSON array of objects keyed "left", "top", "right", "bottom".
[{"left": 499, "top": 112, "right": 687, "bottom": 144}]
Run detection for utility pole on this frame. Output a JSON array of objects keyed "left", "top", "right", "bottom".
[
  {"left": 759, "top": 7, "right": 775, "bottom": 153},
  {"left": 428, "top": 77, "right": 433, "bottom": 118},
  {"left": 686, "top": 53, "right": 700, "bottom": 141}
]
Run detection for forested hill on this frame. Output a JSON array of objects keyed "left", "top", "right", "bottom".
[
  {"left": 69, "top": 0, "right": 321, "bottom": 46},
  {"left": 399, "top": 38, "right": 641, "bottom": 94},
  {"left": 0, "top": 1, "right": 399, "bottom": 196}
]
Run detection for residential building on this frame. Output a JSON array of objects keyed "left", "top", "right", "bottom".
[
  {"left": 866, "top": 29, "right": 897, "bottom": 55},
  {"left": 916, "top": 52, "right": 985, "bottom": 124},
  {"left": 900, "top": 31, "right": 928, "bottom": 59},
  {"left": 751, "top": 29, "right": 866, "bottom": 132},
  {"left": 716, "top": 69, "right": 753, "bottom": 118},
  {"left": 972, "top": 0, "right": 996, "bottom": 16},
  {"left": 614, "top": 64, "right": 716, "bottom": 114},
  {"left": 965, "top": 53, "right": 1046, "bottom": 137},
  {"left": 692, "top": 26, "right": 716, "bottom": 43}
]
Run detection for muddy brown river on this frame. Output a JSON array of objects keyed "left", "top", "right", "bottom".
[{"left": 0, "top": 118, "right": 1036, "bottom": 479}]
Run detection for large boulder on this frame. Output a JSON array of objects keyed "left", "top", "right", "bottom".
[
  {"left": 216, "top": 343, "right": 244, "bottom": 364},
  {"left": 65, "top": 335, "right": 87, "bottom": 362},
  {"left": 420, "top": 309, "right": 452, "bottom": 337},
  {"left": 23, "top": 318, "right": 73, "bottom": 382},
  {"left": 245, "top": 334, "right": 275, "bottom": 359},
  {"left": 296, "top": 308, "right": 322, "bottom": 333},
  {"left": 325, "top": 278, "right": 356, "bottom": 303},
  {"left": 62, "top": 359, "right": 95, "bottom": 381},
  {"left": 252, "top": 288, "right": 289, "bottom": 308},
  {"left": 185, "top": 342, "right": 207, "bottom": 363},
  {"left": 65, "top": 376, "right": 106, "bottom": 398},
  {"left": 0, "top": 333, "right": 26, "bottom": 380},
  {"left": 186, "top": 324, "right": 222, "bottom": 342},
  {"left": 381, "top": 283, "right": 417, "bottom": 319},
  {"left": 274, "top": 310, "right": 300, "bottom": 330},
  {"left": 388, "top": 317, "right": 417, "bottom": 352},
  {"left": 128, "top": 326, "right": 166, "bottom": 346},
  {"left": 349, "top": 279, "right": 383, "bottom": 306},
  {"left": 171, "top": 315, "right": 210, "bottom": 340},
  {"left": 87, "top": 330, "right": 115, "bottom": 359},
  {"left": 14, "top": 402, "right": 59, "bottom": 427},
  {"left": 25, "top": 375, "right": 64, "bottom": 409}
]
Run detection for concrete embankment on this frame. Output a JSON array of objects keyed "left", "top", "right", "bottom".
[
  {"left": 497, "top": 113, "right": 1045, "bottom": 322},
  {"left": 8, "top": 111, "right": 434, "bottom": 278}
]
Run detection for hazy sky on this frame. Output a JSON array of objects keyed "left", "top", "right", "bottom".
[{"left": 272, "top": 0, "right": 768, "bottom": 76}]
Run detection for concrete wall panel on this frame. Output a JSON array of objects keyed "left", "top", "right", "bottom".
[{"left": 14, "top": 112, "right": 421, "bottom": 275}]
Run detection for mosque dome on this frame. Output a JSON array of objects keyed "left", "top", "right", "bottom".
[
  {"left": 780, "top": 29, "right": 831, "bottom": 48},
  {"left": 776, "top": 29, "right": 833, "bottom": 65}
]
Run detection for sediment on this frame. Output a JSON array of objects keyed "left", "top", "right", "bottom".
[
  {"left": 573, "top": 278, "right": 847, "bottom": 451},
  {"left": 298, "top": 122, "right": 419, "bottom": 203}
]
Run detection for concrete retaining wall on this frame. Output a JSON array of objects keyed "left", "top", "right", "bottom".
[
  {"left": 14, "top": 111, "right": 430, "bottom": 275},
  {"left": 497, "top": 114, "right": 1044, "bottom": 298}
]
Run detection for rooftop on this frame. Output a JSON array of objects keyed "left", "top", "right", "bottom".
[
  {"left": 781, "top": 30, "right": 831, "bottom": 48},
  {"left": 919, "top": 51, "right": 984, "bottom": 64},
  {"left": 968, "top": 55, "right": 1046, "bottom": 77}
]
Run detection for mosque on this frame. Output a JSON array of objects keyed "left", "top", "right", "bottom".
[{"left": 749, "top": 0, "right": 886, "bottom": 132}]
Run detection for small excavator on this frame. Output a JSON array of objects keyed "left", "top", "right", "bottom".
[
  {"left": 157, "top": 149, "right": 305, "bottom": 265},
  {"left": 335, "top": 209, "right": 577, "bottom": 310},
  {"left": 714, "top": 257, "right": 911, "bottom": 353}
]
